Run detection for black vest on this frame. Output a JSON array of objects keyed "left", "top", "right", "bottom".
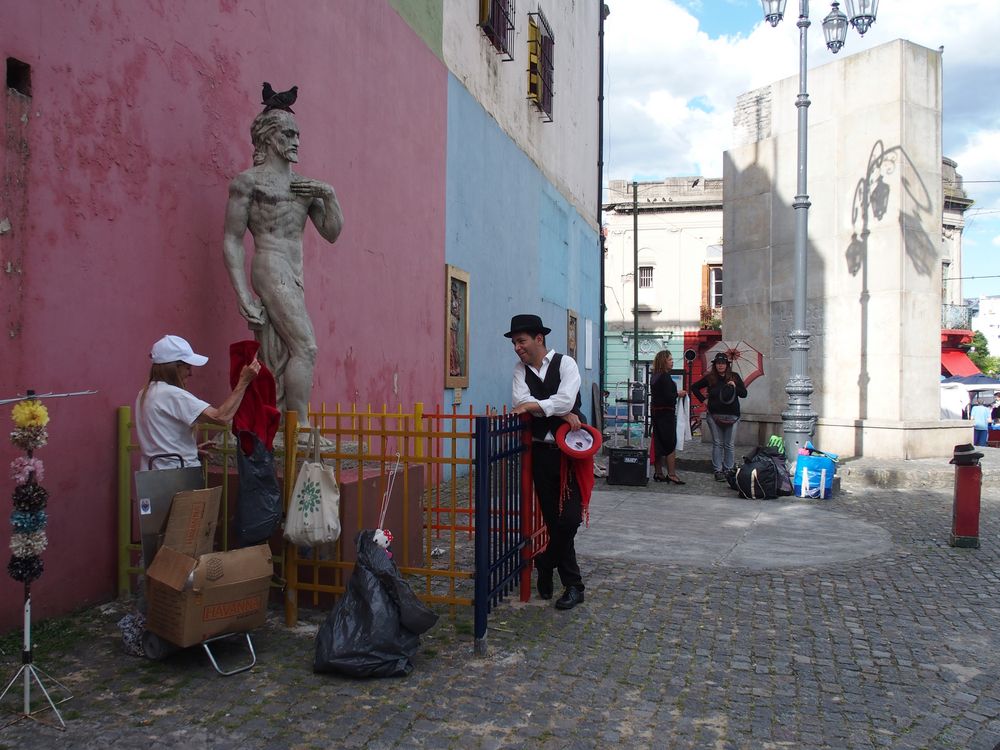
[{"left": 524, "top": 352, "right": 583, "bottom": 440}]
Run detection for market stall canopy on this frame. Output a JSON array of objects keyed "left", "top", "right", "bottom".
[{"left": 941, "top": 350, "right": 980, "bottom": 377}]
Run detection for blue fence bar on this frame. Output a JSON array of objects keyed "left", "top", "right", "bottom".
[{"left": 473, "top": 413, "right": 529, "bottom": 656}]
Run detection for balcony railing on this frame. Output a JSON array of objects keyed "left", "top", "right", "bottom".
[{"left": 942, "top": 304, "right": 972, "bottom": 330}]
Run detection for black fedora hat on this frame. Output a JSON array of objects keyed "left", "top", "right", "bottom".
[
  {"left": 712, "top": 352, "right": 730, "bottom": 364},
  {"left": 504, "top": 314, "right": 551, "bottom": 338},
  {"left": 949, "top": 443, "right": 984, "bottom": 465}
]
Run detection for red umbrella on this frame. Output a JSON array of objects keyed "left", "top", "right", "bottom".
[{"left": 702, "top": 340, "right": 765, "bottom": 386}]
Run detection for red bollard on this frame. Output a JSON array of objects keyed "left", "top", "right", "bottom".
[{"left": 950, "top": 463, "right": 982, "bottom": 548}]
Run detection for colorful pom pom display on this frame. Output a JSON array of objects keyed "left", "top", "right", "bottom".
[{"left": 9, "top": 399, "right": 51, "bottom": 585}]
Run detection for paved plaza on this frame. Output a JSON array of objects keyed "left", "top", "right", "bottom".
[{"left": 2, "top": 444, "right": 1000, "bottom": 749}]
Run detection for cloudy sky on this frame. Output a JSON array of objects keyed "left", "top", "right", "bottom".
[{"left": 603, "top": 0, "right": 1000, "bottom": 299}]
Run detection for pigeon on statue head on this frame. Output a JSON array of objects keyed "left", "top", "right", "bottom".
[{"left": 261, "top": 82, "right": 298, "bottom": 113}]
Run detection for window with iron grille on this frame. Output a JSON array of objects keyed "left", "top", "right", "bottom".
[
  {"left": 639, "top": 266, "right": 653, "bottom": 289},
  {"left": 709, "top": 265, "right": 723, "bottom": 308},
  {"left": 527, "top": 10, "right": 554, "bottom": 121},
  {"left": 479, "top": 0, "right": 515, "bottom": 61}
]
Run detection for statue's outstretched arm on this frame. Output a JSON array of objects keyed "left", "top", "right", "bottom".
[{"left": 223, "top": 174, "right": 265, "bottom": 327}]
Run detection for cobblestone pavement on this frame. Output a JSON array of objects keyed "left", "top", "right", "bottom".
[{"left": 3, "top": 446, "right": 1000, "bottom": 749}]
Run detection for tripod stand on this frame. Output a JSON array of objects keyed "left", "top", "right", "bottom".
[{"left": 0, "top": 582, "right": 72, "bottom": 729}]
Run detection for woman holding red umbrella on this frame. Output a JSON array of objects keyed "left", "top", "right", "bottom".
[{"left": 691, "top": 353, "right": 748, "bottom": 480}]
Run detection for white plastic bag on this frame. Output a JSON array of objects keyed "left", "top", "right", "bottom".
[
  {"left": 285, "top": 461, "right": 341, "bottom": 547},
  {"left": 675, "top": 395, "right": 692, "bottom": 451}
]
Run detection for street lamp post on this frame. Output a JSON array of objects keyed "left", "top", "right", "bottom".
[{"left": 761, "top": 0, "right": 878, "bottom": 460}]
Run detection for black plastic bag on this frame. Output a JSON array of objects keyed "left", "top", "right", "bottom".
[
  {"left": 235, "top": 431, "right": 281, "bottom": 546},
  {"left": 314, "top": 530, "right": 439, "bottom": 678}
]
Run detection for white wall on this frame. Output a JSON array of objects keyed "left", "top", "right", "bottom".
[
  {"left": 442, "top": 1, "right": 600, "bottom": 226},
  {"left": 724, "top": 39, "right": 966, "bottom": 458},
  {"left": 603, "top": 180, "right": 723, "bottom": 333}
]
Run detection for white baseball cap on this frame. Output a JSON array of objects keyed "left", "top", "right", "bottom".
[{"left": 150, "top": 335, "right": 208, "bottom": 366}]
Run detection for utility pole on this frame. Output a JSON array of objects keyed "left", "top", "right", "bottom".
[{"left": 632, "top": 180, "right": 639, "bottom": 380}]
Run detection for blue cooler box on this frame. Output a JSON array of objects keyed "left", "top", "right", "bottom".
[{"left": 793, "top": 454, "right": 835, "bottom": 498}]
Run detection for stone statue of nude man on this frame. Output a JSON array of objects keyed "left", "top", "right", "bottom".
[{"left": 223, "top": 107, "right": 343, "bottom": 426}]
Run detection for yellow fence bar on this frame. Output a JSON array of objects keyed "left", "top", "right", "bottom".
[{"left": 117, "top": 406, "right": 138, "bottom": 598}]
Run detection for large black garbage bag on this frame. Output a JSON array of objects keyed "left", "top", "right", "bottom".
[
  {"left": 235, "top": 431, "right": 282, "bottom": 546},
  {"left": 314, "top": 530, "right": 439, "bottom": 678}
]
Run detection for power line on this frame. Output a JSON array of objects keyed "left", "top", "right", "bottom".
[{"left": 945, "top": 274, "right": 1000, "bottom": 281}]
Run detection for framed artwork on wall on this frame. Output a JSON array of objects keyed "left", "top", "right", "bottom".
[
  {"left": 445, "top": 264, "right": 470, "bottom": 389},
  {"left": 567, "top": 309, "right": 578, "bottom": 362}
]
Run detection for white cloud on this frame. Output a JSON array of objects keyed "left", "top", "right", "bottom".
[{"left": 605, "top": 0, "right": 1000, "bottom": 184}]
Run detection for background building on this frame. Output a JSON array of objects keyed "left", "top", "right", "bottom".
[{"left": 602, "top": 178, "right": 722, "bottom": 398}]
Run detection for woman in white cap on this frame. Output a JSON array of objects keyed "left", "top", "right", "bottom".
[{"left": 136, "top": 334, "right": 260, "bottom": 469}]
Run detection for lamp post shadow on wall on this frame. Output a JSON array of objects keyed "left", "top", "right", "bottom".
[{"left": 760, "top": 0, "right": 879, "bottom": 460}]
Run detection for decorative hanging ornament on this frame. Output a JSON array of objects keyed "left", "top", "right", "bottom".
[
  {"left": 10, "top": 509, "right": 47, "bottom": 533},
  {"left": 11, "top": 482, "right": 48, "bottom": 512},
  {"left": 7, "top": 554, "right": 44, "bottom": 583},
  {"left": 10, "top": 424, "right": 48, "bottom": 451},
  {"left": 9, "top": 530, "right": 48, "bottom": 558},
  {"left": 9, "top": 456, "right": 44, "bottom": 485},
  {"left": 11, "top": 399, "right": 49, "bottom": 429}
]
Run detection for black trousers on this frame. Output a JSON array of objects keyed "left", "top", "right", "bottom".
[{"left": 531, "top": 442, "right": 584, "bottom": 590}]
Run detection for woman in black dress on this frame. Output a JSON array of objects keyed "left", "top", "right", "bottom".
[{"left": 650, "top": 350, "right": 686, "bottom": 484}]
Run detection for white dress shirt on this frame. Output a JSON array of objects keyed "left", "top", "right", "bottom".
[{"left": 512, "top": 348, "right": 582, "bottom": 441}]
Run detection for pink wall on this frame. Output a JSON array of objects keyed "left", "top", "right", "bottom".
[{"left": 0, "top": 1, "right": 446, "bottom": 630}]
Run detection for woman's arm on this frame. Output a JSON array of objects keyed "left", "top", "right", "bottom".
[
  {"left": 690, "top": 376, "right": 708, "bottom": 403},
  {"left": 197, "top": 361, "right": 261, "bottom": 425},
  {"left": 733, "top": 373, "right": 748, "bottom": 398}
]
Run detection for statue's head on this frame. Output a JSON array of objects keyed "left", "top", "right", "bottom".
[{"left": 250, "top": 108, "right": 299, "bottom": 165}]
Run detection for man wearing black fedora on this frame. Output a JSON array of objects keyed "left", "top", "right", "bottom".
[{"left": 506, "top": 313, "right": 586, "bottom": 610}]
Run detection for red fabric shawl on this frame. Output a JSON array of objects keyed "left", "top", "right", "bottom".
[
  {"left": 230, "top": 340, "right": 280, "bottom": 455},
  {"left": 560, "top": 454, "right": 595, "bottom": 527}
]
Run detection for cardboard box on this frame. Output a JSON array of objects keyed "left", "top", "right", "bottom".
[
  {"left": 146, "top": 544, "right": 273, "bottom": 648},
  {"left": 159, "top": 487, "right": 221, "bottom": 558},
  {"left": 145, "top": 490, "right": 273, "bottom": 648}
]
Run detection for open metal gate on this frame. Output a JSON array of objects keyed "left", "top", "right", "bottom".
[{"left": 472, "top": 413, "right": 533, "bottom": 655}]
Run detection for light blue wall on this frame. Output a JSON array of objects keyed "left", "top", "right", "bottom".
[{"left": 445, "top": 77, "right": 600, "bottom": 420}]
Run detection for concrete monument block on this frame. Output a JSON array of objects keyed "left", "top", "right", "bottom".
[{"left": 723, "top": 40, "right": 967, "bottom": 459}]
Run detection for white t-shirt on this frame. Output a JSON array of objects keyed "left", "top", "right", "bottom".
[{"left": 135, "top": 382, "right": 211, "bottom": 469}]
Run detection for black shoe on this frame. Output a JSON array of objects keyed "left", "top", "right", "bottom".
[
  {"left": 555, "top": 586, "right": 585, "bottom": 610},
  {"left": 714, "top": 471, "right": 725, "bottom": 481},
  {"left": 536, "top": 568, "right": 553, "bottom": 600}
]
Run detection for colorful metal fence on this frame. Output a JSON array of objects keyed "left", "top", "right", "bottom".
[{"left": 117, "top": 402, "right": 542, "bottom": 649}]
